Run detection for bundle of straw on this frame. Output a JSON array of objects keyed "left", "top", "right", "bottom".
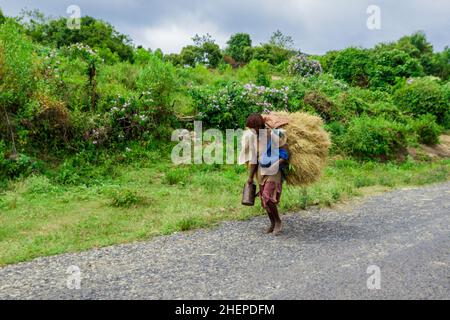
[{"left": 271, "top": 111, "right": 331, "bottom": 186}]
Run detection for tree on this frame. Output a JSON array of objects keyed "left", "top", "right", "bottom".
[
  {"left": 226, "top": 33, "right": 252, "bottom": 63},
  {"left": 180, "top": 45, "right": 201, "bottom": 67},
  {"left": 179, "top": 34, "right": 222, "bottom": 68},
  {"left": 332, "top": 47, "right": 372, "bottom": 87},
  {"left": 134, "top": 47, "right": 153, "bottom": 65},
  {"left": 269, "top": 30, "right": 295, "bottom": 50},
  {"left": 432, "top": 46, "right": 450, "bottom": 80},
  {"left": 252, "top": 43, "right": 293, "bottom": 65},
  {"left": 21, "top": 11, "right": 134, "bottom": 62},
  {"left": 201, "top": 41, "right": 222, "bottom": 68},
  {"left": 0, "top": 8, "right": 6, "bottom": 24}
]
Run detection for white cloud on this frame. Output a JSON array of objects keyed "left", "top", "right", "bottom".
[{"left": 130, "top": 14, "right": 229, "bottom": 53}]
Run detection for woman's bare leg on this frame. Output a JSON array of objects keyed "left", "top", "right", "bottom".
[
  {"left": 265, "top": 209, "right": 275, "bottom": 233},
  {"left": 268, "top": 202, "right": 282, "bottom": 235}
]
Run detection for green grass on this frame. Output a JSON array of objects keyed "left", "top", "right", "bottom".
[{"left": 0, "top": 157, "right": 448, "bottom": 266}]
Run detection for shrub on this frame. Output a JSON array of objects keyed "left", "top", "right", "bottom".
[
  {"left": 163, "top": 167, "right": 190, "bottom": 185},
  {"left": 341, "top": 116, "right": 408, "bottom": 161},
  {"left": 236, "top": 60, "right": 271, "bottom": 86},
  {"left": 0, "top": 145, "right": 42, "bottom": 179},
  {"left": 393, "top": 77, "right": 448, "bottom": 125},
  {"left": 136, "top": 54, "right": 177, "bottom": 107},
  {"left": 408, "top": 114, "right": 442, "bottom": 145},
  {"left": 110, "top": 189, "right": 144, "bottom": 208},
  {"left": 225, "top": 33, "right": 252, "bottom": 64},
  {"left": 368, "top": 48, "right": 424, "bottom": 88},
  {"left": 191, "top": 81, "right": 290, "bottom": 130},
  {"left": 363, "top": 101, "right": 404, "bottom": 121},
  {"left": 332, "top": 47, "right": 371, "bottom": 87},
  {"left": 288, "top": 54, "right": 323, "bottom": 77},
  {"left": 303, "top": 91, "right": 339, "bottom": 122},
  {"left": 252, "top": 43, "right": 293, "bottom": 65},
  {"left": 0, "top": 20, "right": 36, "bottom": 109},
  {"left": 24, "top": 94, "right": 74, "bottom": 153}
]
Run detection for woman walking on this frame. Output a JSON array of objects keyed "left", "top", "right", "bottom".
[{"left": 241, "top": 113, "right": 289, "bottom": 235}]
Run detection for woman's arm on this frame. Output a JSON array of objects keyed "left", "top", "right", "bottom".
[{"left": 247, "top": 163, "right": 258, "bottom": 185}]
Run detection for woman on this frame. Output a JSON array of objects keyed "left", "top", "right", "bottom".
[{"left": 243, "top": 113, "right": 288, "bottom": 235}]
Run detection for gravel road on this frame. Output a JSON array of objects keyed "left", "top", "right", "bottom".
[{"left": 1, "top": 182, "right": 449, "bottom": 300}]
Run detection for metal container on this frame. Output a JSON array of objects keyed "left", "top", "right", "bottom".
[{"left": 242, "top": 182, "right": 257, "bottom": 206}]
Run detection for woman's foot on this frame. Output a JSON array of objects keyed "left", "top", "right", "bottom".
[
  {"left": 273, "top": 221, "right": 283, "bottom": 236},
  {"left": 265, "top": 224, "right": 275, "bottom": 234}
]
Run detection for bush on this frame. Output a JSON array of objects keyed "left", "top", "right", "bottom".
[
  {"left": 163, "top": 167, "right": 190, "bottom": 185},
  {"left": 342, "top": 116, "right": 408, "bottom": 161},
  {"left": 393, "top": 77, "right": 448, "bottom": 125},
  {"left": 191, "top": 81, "right": 290, "bottom": 130},
  {"left": 24, "top": 94, "right": 75, "bottom": 153},
  {"left": 368, "top": 48, "right": 424, "bottom": 89},
  {"left": 332, "top": 47, "right": 371, "bottom": 87},
  {"left": 110, "top": 188, "right": 144, "bottom": 208},
  {"left": 136, "top": 54, "right": 177, "bottom": 107},
  {"left": 303, "top": 91, "right": 339, "bottom": 122},
  {"left": 288, "top": 54, "right": 323, "bottom": 77},
  {"left": 0, "top": 144, "right": 42, "bottom": 179},
  {"left": 408, "top": 114, "right": 442, "bottom": 145},
  {"left": 252, "top": 43, "right": 293, "bottom": 65},
  {"left": 236, "top": 60, "right": 271, "bottom": 86},
  {"left": 0, "top": 20, "right": 36, "bottom": 109}
]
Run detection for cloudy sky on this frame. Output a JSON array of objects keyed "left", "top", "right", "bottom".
[{"left": 1, "top": 0, "right": 449, "bottom": 54}]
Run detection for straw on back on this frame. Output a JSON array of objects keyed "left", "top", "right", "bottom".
[{"left": 271, "top": 111, "right": 331, "bottom": 186}]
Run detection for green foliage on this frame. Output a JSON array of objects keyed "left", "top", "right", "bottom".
[
  {"left": 408, "top": 114, "right": 442, "bottom": 145},
  {"left": 369, "top": 48, "right": 424, "bottom": 88},
  {"left": 163, "top": 167, "right": 190, "bottom": 185},
  {"left": 226, "top": 33, "right": 252, "bottom": 63},
  {"left": 0, "top": 142, "right": 42, "bottom": 179},
  {"left": 133, "top": 47, "right": 152, "bottom": 65},
  {"left": 23, "top": 14, "right": 134, "bottom": 62},
  {"left": 236, "top": 59, "right": 271, "bottom": 86},
  {"left": 0, "top": 20, "right": 36, "bottom": 109},
  {"left": 269, "top": 30, "right": 295, "bottom": 50},
  {"left": 317, "top": 50, "right": 339, "bottom": 73},
  {"left": 393, "top": 77, "right": 448, "bottom": 125},
  {"left": 252, "top": 43, "right": 293, "bottom": 65},
  {"left": 332, "top": 47, "right": 372, "bottom": 87},
  {"left": 178, "top": 34, "right": 223, "bottom": 68},
  {"left": 342, "top": 116, "right": 408, "bottom": 161},
  {"left": 0, "top": 8, "right": 5, "bottom": 24},
  {"left": 136, "top": 54, "right": 178, "bottom": 107},
  {"left": 191, "top": 82, "right": 290, "bottom": 130},
  {"left": 431, "top": 46, "right": 450, "bottom": 80},
  {"left": 303, "top": 91, "right": 339, "bottom": 122},
  {"left": 110, "top": 188, "right": 144, "bottom": 208}
]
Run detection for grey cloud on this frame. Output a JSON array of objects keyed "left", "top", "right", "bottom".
[{"left": 1, "top": 0, "right": 449, "bottom": 54}]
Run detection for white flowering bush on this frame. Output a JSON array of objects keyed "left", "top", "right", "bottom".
[
  {"left": 288, "top": 54, "right": 323, "bottom": 77},
  {"left": 190, "top": 81, "right": 290, "bottom": 130}
]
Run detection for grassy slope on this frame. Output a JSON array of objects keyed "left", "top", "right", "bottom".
[{"left": 0, "top": 153, "right": 448, "bottom": 266}]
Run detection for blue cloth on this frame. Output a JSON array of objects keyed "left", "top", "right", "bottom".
[{"left": 260, "top": 136, "right": 289, "bottom": 168}]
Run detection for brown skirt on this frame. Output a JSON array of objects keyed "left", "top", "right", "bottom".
[{"left": 259, "top": 181, "right": 282, "bottom": 209}]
